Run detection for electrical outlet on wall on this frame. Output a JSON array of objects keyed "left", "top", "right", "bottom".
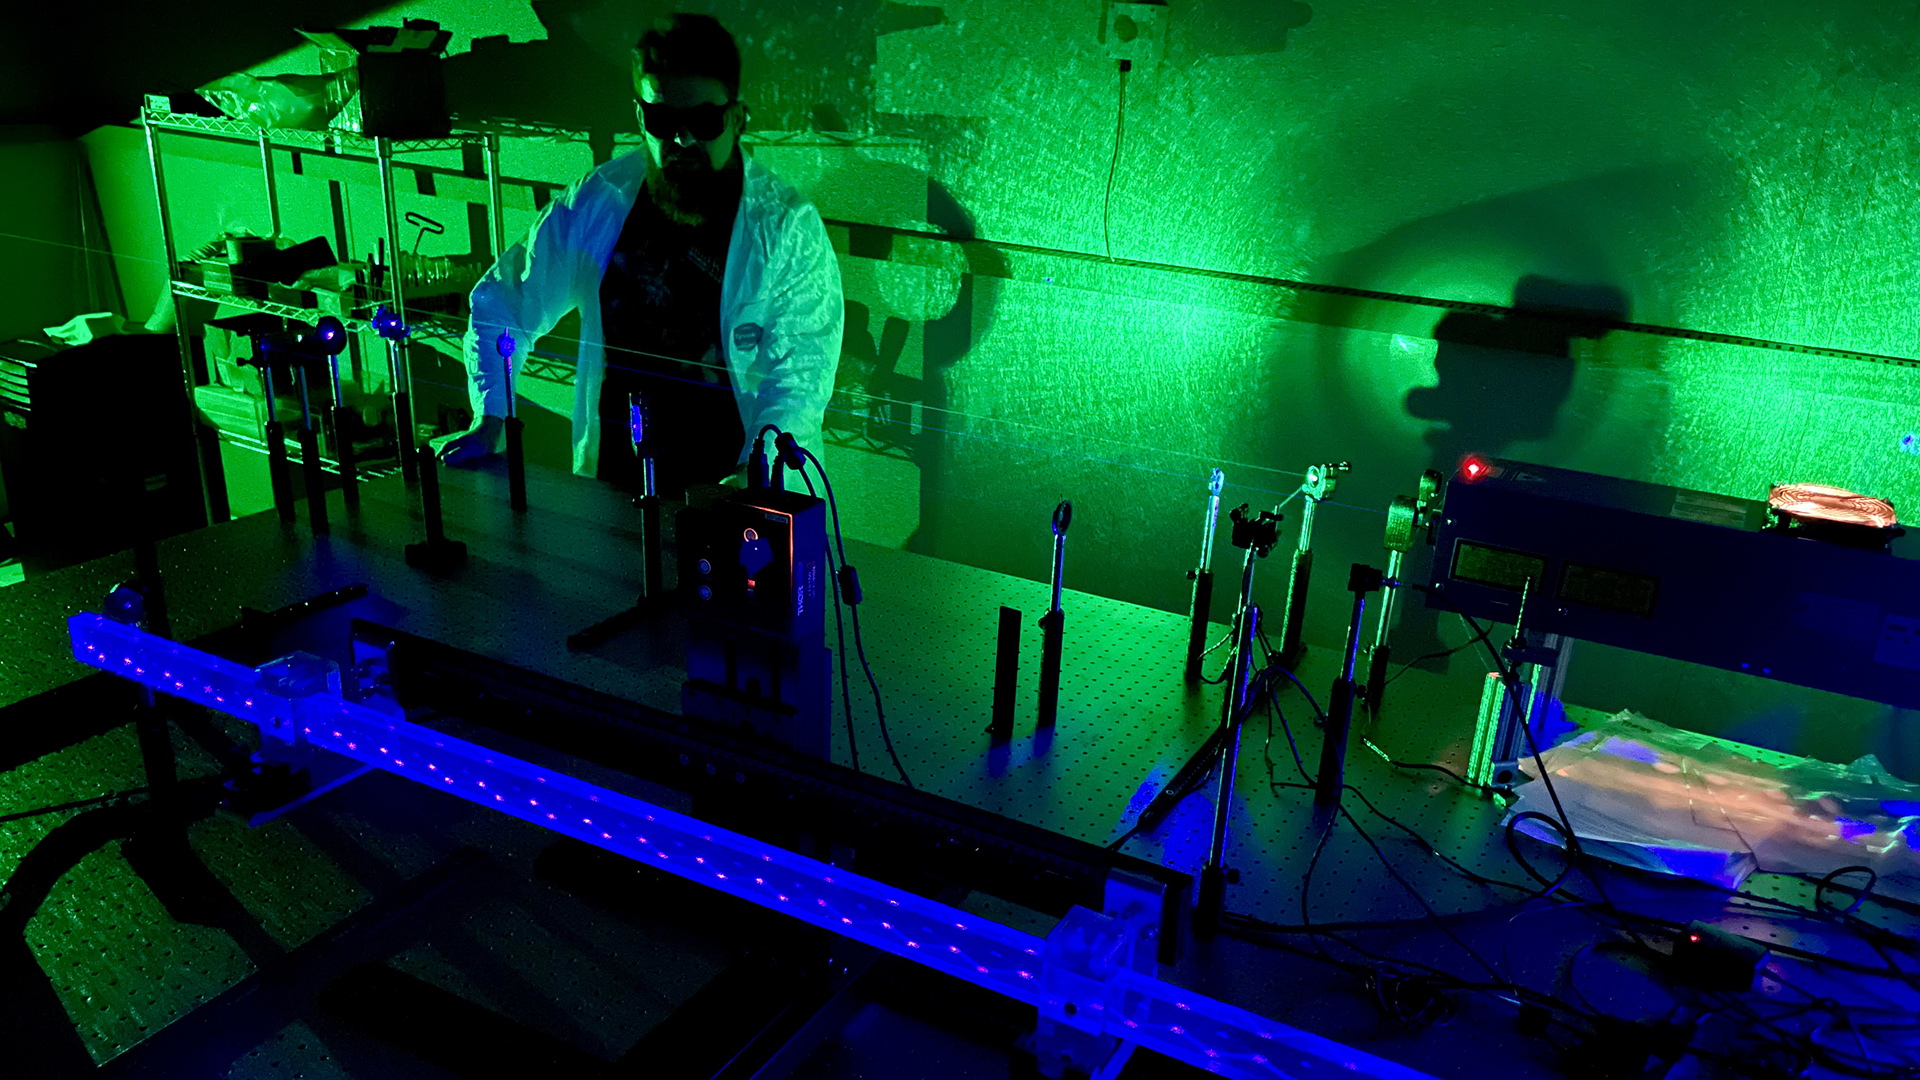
[{"left": 1103, "top": 1, "right": 1167, "bottom": 67}]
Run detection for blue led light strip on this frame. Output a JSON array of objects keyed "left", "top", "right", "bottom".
[{"left": 69, "top": 612, "right": 1436, "bottom": 1080}]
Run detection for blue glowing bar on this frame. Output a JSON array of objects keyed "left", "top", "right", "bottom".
[{"left": 69, "top": 612, "right": 1437, "bottom": 1080}]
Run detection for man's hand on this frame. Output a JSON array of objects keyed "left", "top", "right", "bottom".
[{"left": 436, "top": 415, "right": 505, "bottom": 467}]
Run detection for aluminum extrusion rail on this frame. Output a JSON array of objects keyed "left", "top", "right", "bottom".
[{"left": 67, "top": 611, "right": 1436, "bottom": 1080}]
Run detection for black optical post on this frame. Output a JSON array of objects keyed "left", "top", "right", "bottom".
[
  {"left": 257, "top": 357, "right": 296, "bottom": 526},
  {"left": 1196, "top": 502, "right": 1282, "bottom": 936},
  {"left": 1314, "top": 563, "right": 1383, "bottom": 811},
  {"left": 1184, "top": 468, "right": 1225, "bottom": 684},
  {"left": 566, "top": 392, "right": 673, "bottom": 650},
  {"left": 1277, "top": 462, "right": 1349, "bottom": 670},
  {"left": 211, "top": 314, "right": 297, "bottom": 526},
  {"left": 634, "top": 396, "right": 663, "bottom": 603},
  {"left": 1361, "top": 470, "right": 1443, "bottom": 714},
  {"left": 286, "top": 342, "right": 329, "bottom": 534},
  {"left": 313, "top": 317, "right": 360, "bottom": 510},
  {"left": 498, "top": 331, "right": 527, "bottom": 513},
  {"left": 405, "top": 440, "right": 466, "bottom": 572},
  {"left": 1037, "top": 500, "right": 1071, "bottom": 729},
  {"left": 371, "top": 305, "right": 418, "bottom": 484}
]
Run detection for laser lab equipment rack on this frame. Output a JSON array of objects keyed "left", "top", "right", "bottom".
[{"left": 139, "top": 97, "right": 589, "bottom": 520}]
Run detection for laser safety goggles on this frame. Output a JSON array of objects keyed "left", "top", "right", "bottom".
[{"left": 636, "top": 99, "right": 742, "bottom": 143}]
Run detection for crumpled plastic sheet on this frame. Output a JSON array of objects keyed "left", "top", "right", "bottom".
[
  {"left": 1507, "top": 710, "right": 1920, "bottom": 900},
  {"left": 197, "top": 70, "right": 356, "bottom": 130}
]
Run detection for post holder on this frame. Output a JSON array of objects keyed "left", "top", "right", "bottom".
[
  {"left": 1361, "top": 471, "right": 1442, "bottom": 715},
  {"left": 566, "top": 450, "right": 674, "bottom": 650},
  {"left": 500, "top": 330, "right": 527, "bottom": 513},
  {"left": 1037, "top": 500, "right": 1072, "bottom": 729},
  {"left": 1278, "top": 462, "right": 1349, "bottom": 669},
  {"left": 292, "top": 365, "right": 328, "bottom": 534},
  {"left": 1184, "top": 468, "right": 1226, "bottom": 685},
  {"left": 371, "top": 305, "right": 417, "bottom": 484},
  {"left": 1314, "top": 563, "right": 1382, "bottom": 810},
  {"left": 405, "top": 441, "right": 466, "bottom": 573}
]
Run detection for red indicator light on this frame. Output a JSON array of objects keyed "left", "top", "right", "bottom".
[
  {"left": 1458, "top": 454, "right": 1499, "bottom": 483},
  {"left": 746, "top": 579, "right": 756, "bottom": 588},
  {"left": 1688, "top": 933, "right": 1700, "bottom": 943}
]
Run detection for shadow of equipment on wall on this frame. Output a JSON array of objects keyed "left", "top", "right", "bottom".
[
  {"left": 826, "top": 177, "right": 1006, "bottom": 560},
  {"left": 1409, "top": 275, "right": 1627, "bottom": 472},
  {"left": 1167, "top": 0, "right": 1313, "bottom": 60},
  {"left": 1396, "top": 275, "right": 1630, "bottom": 672},
  {"left": 442, "top": 0, "right": 639, "bottom": 164}
]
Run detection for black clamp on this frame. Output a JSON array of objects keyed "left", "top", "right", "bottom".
[{"left": 1228, "top": 504, "right": 1283, "bottom": 557}]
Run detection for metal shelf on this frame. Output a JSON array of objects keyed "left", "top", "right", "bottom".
[
  {"left": 141, "top": 106, "right": 607, "bottom": 154},
  {"left": 144, "top": 95, "right": 536, "bottom": 513},
  {"left": 170, "top": 280, "right": 385, "bottom": 333}
]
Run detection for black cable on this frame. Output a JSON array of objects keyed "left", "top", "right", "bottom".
[
  {"left": 1336, "top": 802, "right": 1515, "bottom": 988},
  {"left": 1102, "top": 62, "right": 1128, "bottom": 261},
  {"left": 1505, "top": 810, "right": 1577, "bottom": 899},
  {"left": 1816, "top": 865, "right": 1878, "bottom": 916},
  {"left": 1245, "top": 743, "right": 1920, "bottom": 1074},
  {"left": 1215, "top": 587, "right": 1920, "bottom": 1052},
  {"left": 1298, "top": 813, "right": 1341, "bottom": 967},
  {"left": 1252, "top": 660, "right": 1528, "bottom": 988},
  {"left": 1258, "top": 637, "right": 1903, "bottom": 997},
  {"left": 1386, "top": 758, "right": 1480, "bottom": 788},
  {"left": 1396, "top": 579, "right": 1662, "bottom": 955},
  {"left": 1260, "top": 674, "right": 1539, "bottom": 902},
  {"left": 794, "top": 444, "right": 912, "bottom": 789},
  {"left": 1225, "top": 898, "right": 1576, "bottom": 937},
  {"left": 1287, "top": 818, "right": 1591, "bottom": 1027},
  {"left": 1259, "top": 618, "right": 1320, "bottom": 718},
  {"left": 1356, "top": 733, "right": 1483, "bottom": 790},
  {"left": 1381, "top": 613, "right": 1493, "bottom": 687},
  {"left": 0, "top": 787, "right": 152, "bottom": 824},
  {"left": 1261, "top": 670, "right": 1313, "bottom": 786},
  {"left": 798, "top": 469, "right": 859, "bottom": 777}
]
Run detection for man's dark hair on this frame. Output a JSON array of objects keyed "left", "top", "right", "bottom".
[{"left": 633, "top": 14, "right": 741, "bottom": 102}]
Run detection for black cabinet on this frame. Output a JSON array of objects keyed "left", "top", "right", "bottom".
[{"left": 0, "top": 332, "right": 207, "bottom": 575}]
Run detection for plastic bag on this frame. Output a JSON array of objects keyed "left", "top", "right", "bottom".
[
  {"left": 196, "top": 70, "right": 356, "bottom": 130},
  {"left": 1507, "top": 710, "right": 1920, "bottom": 900},
  {"left": 43, "top": 312, "right": 126, "bottom": 347}
]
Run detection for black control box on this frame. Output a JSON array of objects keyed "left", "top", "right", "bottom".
[
  {"left": 677, "top": 486, "right": 833, "bottom": 760},
  {"left": 677, "top": 487, "right": 827, "bottom": 643}
]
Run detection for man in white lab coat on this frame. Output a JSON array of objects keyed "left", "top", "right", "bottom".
[{"left": 440, "top": 13, "right": 842, "bottom": 498}]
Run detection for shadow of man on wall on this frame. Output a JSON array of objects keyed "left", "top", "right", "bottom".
[{"left": 1396, "top": 274, "right": 1629, "bottom": 672}]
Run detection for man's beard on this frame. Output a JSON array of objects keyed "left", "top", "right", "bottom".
[{"left": 648, "top": 148, "right": 738, "bottom": 226}]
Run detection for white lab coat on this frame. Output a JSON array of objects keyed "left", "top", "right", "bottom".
[{"left": 460, "top": 149, "right": 843, "bottom": 478}]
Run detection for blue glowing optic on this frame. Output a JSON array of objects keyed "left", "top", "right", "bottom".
[
  {"left": 372, "top": 306, "right": 404, "bottom": 338},
  {"left": 629, "top": 394, "right": 648, "bottom": 450}
]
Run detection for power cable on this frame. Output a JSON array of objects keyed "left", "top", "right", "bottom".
[
  {"left": 798, "top": 469, "right": 860, "bottom": 777},
  {"left": 793, "top": 443, "right": 911, "bottom": 789},
  {"left": 1103, "top": 61, "right": 1129, "bottom": 261}
]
